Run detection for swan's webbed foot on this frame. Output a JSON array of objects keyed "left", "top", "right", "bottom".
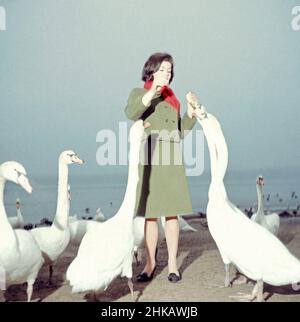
[
  {"left": 229, "top": 292, "right": 256, "bottom": 302},
  {"left": 229, "top": 280, "right": 265, "bottom": 302}
]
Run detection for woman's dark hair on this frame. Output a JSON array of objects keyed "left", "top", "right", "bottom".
[{"left": 142, "top": 52, "right": 174, "bottom": 83}]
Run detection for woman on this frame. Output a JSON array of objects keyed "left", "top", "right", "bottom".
[{"left": 125, "top": 52, "right": 199, "bottom": 283}]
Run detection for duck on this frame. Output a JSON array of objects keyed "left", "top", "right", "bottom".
[{"left": 0, "top": 161, "right": 44, "bottom": 301}]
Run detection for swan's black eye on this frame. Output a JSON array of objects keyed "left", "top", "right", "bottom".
[{"left": 14, "top": 169, "right": 22, "bottom": 178}]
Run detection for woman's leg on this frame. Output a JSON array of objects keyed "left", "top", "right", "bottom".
[
  {"left": 164, "top": 216, "right": 180, "bottom": 275},
  {"left": 142, "top": 218, "right": 158, "bottom": 275}
]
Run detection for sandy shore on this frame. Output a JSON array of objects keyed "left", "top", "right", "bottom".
[{"left": 1, "top": 217, "right": 300, "bottom": 302}]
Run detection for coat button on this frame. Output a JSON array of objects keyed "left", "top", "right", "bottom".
[{"left": 165, "top": 119, "right": 168, "bottom": 123}]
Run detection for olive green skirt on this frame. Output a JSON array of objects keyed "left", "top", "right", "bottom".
[{"left": 134, "top": 137, "right": 194, "bottom": 218}]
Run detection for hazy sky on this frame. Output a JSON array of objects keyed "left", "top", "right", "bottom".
[{"left": 0, "top": 0, "right": 300, "bottom": 177}]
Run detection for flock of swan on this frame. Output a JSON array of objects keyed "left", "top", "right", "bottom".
[
  {"left": 0, "top": 128, "right": 197, "bottom": 302},
  {"left": 1, "top": 103, "right": 300, "bottom": 302}
]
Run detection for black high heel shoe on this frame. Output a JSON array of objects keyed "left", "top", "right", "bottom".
[
  {"left": 168, "top": 272, "right": 182, "bottom": 283},
  {"left": 136, "top": 266, "right": 157, "bottom": 282}
]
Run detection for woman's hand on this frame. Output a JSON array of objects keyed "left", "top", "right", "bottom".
[
  {"left": 186, "top": 91, "right": 201, "bottom": 108},
  {"left": 143, "top": 75, "right": 169, "bottom": 107},
  {"left": 151, "top": 73, "right": 169, "bottom": 92}
]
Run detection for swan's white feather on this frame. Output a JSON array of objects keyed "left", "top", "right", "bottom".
[{"left": 196, "top": 110, "right": 300, "bottom": 288}]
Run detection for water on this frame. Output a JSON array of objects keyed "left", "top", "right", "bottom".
[{"left": 3, "top": 168, "right": 300, "bottom": 225}]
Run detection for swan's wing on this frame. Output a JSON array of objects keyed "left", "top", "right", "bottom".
[
  {"left": 266, "top": 213, "right": 280, "bottom": 235},
  {"left": 30, "top": 226, "right": 70, "bottom": 257},
  {"left": 266, "top": 213, "right": 280, "bottom": 225},
  {"left": 75, "top": 221, "right": 133, "bottom": 272},
  {"left": 8, "top": 217, "right": 18, "bottom": 228},
  {"left": 212, "top": 201, "right": 300, "bottom": 284},
  {"left": 4, "top": 230, "right": 43, "bottom": 283},
  {"left": 133, "top": 217, "right": 145, "bottom": 247},
  {"left": 69, "top": 220, "right": 89, "bottom": 243},
  {"left": 30, "top": 226, "right": 51, "bottom": 247}
]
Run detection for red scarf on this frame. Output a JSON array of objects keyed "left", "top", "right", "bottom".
[{"left": 144, "top": 80, "right": 180, "bottom": 114}]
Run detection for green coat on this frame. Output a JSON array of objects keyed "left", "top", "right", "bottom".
[{"left": 125, "top": 87, "right": 197, "bottom": 218}]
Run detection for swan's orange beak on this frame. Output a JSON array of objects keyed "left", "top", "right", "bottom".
[
  {"left": 72, "top": 154, "right": 84, "bottom": 165},
  {"left": 18, "top": 175, "right": 33, "bottom": 194}
]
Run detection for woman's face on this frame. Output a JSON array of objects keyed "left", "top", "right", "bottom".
[{"left": 153, "top": 60, "right": 172, "bottom": 85}]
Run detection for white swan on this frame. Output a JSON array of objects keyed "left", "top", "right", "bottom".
[
  {"left": 0, "top": 161, "right": 44, "bottom": 301},
  {"left": 69, "top": 214, "right": 78, "bottom": 222},
  {"left": 67, "top": 120, "right": 145, "bottom": 299},
  {"left": 193, "top": 105, "right": 300, "bottom": 302},
  {"left": 30, "top": 150, "right": 84, "bottom": 284},
  {"left": 94, "top": 208, "right": 106, "bottom": 222},
  {"left": 251, "top": 176, "right": 280, "bottom": 236},
  {"left": 179, "top": 216, "right": 198, "bottom": 232},
  {"left": 69, "top": 218, "right": 98, "bottom": 246},
  {"left": 67, "top": 184, "right": 78, "bottom": 223},
  {"left": 67, "top": 185, "right": 102, "bottom": 246},
  {"left": 161, "top": 216, "right": 197, "bottom": 233},
  {"left": 8, "top": 198, "right": 24, "bottom": 229}
]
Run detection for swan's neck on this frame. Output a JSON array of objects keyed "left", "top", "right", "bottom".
[
  {"left": 208, "top": 180, "right": 227, "bottom": 201},
  {"left": 201, "top": 116, "right": 228, "bottom": 183},
  {"left": 256, "top": 184, "right": 265, "bottom": 223},
  {"left": 202, "top": 117, "right": 228, "bottom": 200},
  {"left": 115, "top": 146, "right": 140, "bottom": 224},
  {"left": 17, "top": 208, "right": 22, "bottom": 221},
  {"left": 54, "top": 162, "right": 69, "bottom": 229},
  {"left": 0, "top": 177, "right": 8, "bottom": 224},
  {"left": 0, "top": 176, "right": 16, "bottom": 245}
]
